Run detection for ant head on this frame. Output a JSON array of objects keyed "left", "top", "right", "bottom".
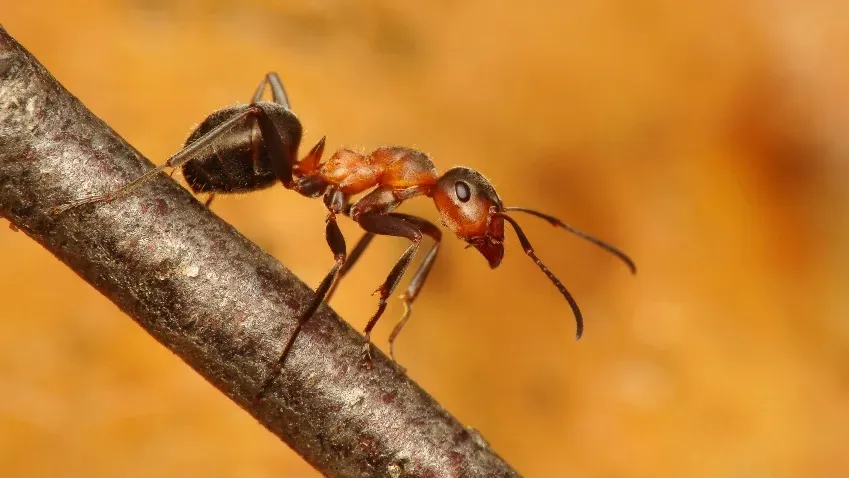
[
  {"left": 432, "top": 167, "right": 505, "bottom": 268},
  {"left": 433, "top": 166, "right": 637, "bottom": 341}
]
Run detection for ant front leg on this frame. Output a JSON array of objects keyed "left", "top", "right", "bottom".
[
  {"left": 355, "top": 213, "right": 423, "bottom": 365},
  {"left": 325, "top": 214, "right": 439, "bottom": 366},
  {"left": 347, "top": 186, "right": 431, "bottom": 364},
  {"left": 325, "top": 186, "right": 424, "bottom": 301},
  {"left": 384, "top": 214, "right": 441, "bottom": 363},
  {"left": 255, "top": 190, "right": 348, "bottom": 401}
]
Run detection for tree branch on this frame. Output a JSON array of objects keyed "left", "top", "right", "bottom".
[{"left": 0, "top": 26, "right": 520, "bottom": 478}]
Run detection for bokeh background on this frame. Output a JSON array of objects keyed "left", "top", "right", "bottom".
[{"left": 2, "top": 1, "right": 849, "bottom": 477}]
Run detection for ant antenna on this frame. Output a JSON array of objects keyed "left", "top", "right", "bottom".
[
  {"left": 503, "top": 207, "right": 637, "bottom": 274},
  {"left": 495, "top": 212, "right": 584, "bottom": 339}
]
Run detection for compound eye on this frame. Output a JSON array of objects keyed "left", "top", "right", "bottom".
[{"left": 455, "top": 181, "right": 471, "bottom": 203}]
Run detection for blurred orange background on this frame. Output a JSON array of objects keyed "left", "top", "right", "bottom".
[{"left": 2, "top": 1, "right": 849, "bottom": 477}]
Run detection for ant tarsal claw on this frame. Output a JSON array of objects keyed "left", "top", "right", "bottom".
[
  {"left": 253, "top": 378, "right": 274, "bottom": 404},
  {"left": 50, "top": 205, "right": 68, "bottom": 216},
  {"left": 360, "top": 342, "right": 374, "bottom": 367}
]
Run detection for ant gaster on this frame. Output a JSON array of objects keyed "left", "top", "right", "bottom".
[{"left": 53, "top": 72, "right": 637, "bottom": 400}]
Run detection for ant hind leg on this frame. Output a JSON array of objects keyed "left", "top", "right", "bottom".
[
  {"left": 52, "top": 107, "right": 260, "bottom": 216},
  {"left": 251, "top": 72, "right": 290, "bottom": 108}
]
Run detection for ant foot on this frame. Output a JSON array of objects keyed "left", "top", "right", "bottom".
[
  {"left": 50, "top": 203, "right": 73, "bottom": 216},
  {"left": 360, "top": 342, "right": 374, "bottom": 368},
  {"left": 388, "top": 349, "right": 407, "bottom": 374},
  {"left": 394, "top": 362, "right": 408, "bottom": 375},
  {"left": 253, "top": 376, "right": 276, "bottom": 404}
]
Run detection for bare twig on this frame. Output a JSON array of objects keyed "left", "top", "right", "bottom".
[{"left": 0, "top": 26, "right": 521, "bottom": 477}]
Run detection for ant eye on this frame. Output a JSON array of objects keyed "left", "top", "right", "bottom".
[{"left": 455, "top": 181, "right": 471, "bottom": 203}]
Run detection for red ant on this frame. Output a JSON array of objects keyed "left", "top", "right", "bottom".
[{"left": 53, "top": 72, "right": 637, "bottom": 399}]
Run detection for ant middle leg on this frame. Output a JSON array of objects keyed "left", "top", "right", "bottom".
[
  {"left": 255, "top": 205, "right": 347, "bottom": 400},
  {"left": 355, "top": 214, "right": 423, "bottom": 364},
  {"left": 340, "top": 233, "right": 376, "bottom": 278},
  {"left": 324, "top": 232, "right": 375, "bottom": 303}
]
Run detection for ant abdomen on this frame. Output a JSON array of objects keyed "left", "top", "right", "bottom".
[{"left": 182, "top": 103, "right": 303, "bottom": 194}]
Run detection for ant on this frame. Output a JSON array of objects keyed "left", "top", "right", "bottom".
[{"left": 53, "top": 72, "right": 637, "bottom": 399}]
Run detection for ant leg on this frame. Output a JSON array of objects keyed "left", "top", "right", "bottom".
[
  {"left": 251, "top": 72, "right": 290, "bottom": 108},
  {"left": 53, "top": 107, "right": 262, "bottom": 215},
  {"left": 325, "top": 232, "right": 375, "bottom": 302},
  {"left": 266, "top": 73, "right": 290, "bottom": 108},
  {"left": 356, "top": 214, "right": 423, "bottom": 363},
  {"left": 255, "top": 212, "right": 347, "bottom": 400},
  {"left": 204, "top": 194, "right": 216, "bottom": 208},
  {"left": 384, "top": 214, "right": 442, "bottom": 363},
  {"left": 340, "top": 232, "right": 375, "bottom": 277},
  {"left": 247, "top": 105, "right": 297, "bottom": 189},
  {"left": 251, "top": 78, "right": 265, "bottom": 103}
]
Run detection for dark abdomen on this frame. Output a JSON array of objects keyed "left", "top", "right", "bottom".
[{"left": 181, "top": 103, "right": 301, "bottom": 194}]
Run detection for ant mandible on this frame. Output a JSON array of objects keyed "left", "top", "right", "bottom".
[{"left": 53, "top": 72, "right": 637, "bottom": 400}]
